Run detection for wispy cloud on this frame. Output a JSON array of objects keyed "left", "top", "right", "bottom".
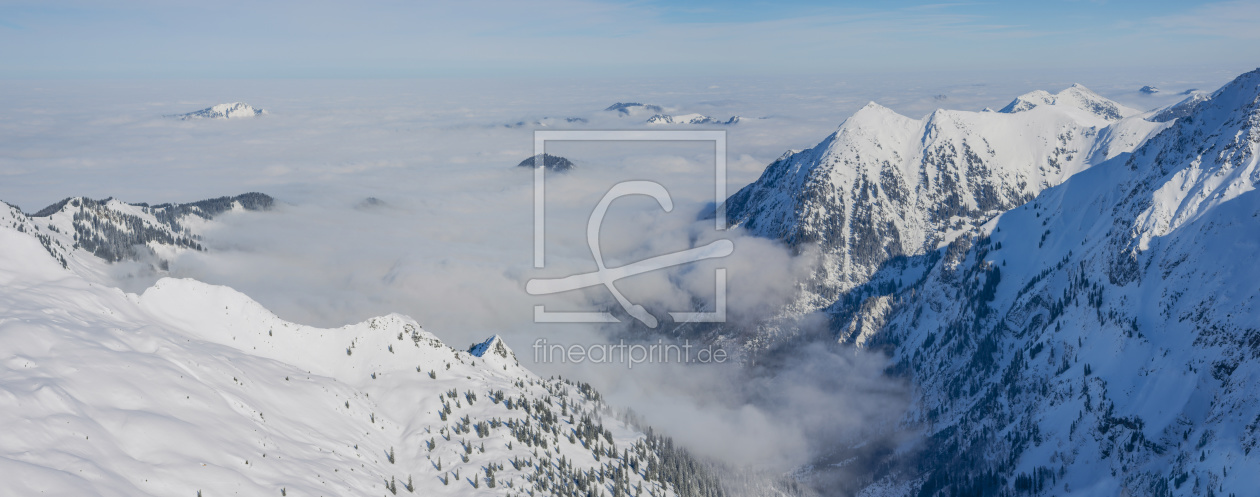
[
  {"left": 1, "top": 0, "right": 1254, "bottom": 77},
  {"left": 1145, "top": 0, "right": 1260, "bottom": 39}
]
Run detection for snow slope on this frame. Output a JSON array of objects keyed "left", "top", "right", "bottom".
[
  {"left": 0, "top": 203, "right": 722, "bottom": 497},
  {"left": 838, "top": 68, "right": 1260, "bottom": 496}
]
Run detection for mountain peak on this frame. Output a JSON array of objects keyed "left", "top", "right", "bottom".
[
  {"left": 859, "top": 100, "right": 893, "bottom": 112},
  {"left": 842, "top": 101, "right": 907, "bottom": 125},
  {"left": 468, "top": 335, "right": 513, "bottom": 359}
]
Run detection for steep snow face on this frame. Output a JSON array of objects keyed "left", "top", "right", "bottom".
[
  {"left": 725, "top": 93, "right": 1166, "bottom": 309},
  {"left": 1148, "top": 92, "right": 1211, "bottom": 123},
  {"left": 175, "top": 102, "right": 266, "bottom": 120},
  {"left": 26, "top": 193, "right": 273, "bottom": 276},
  {"left": 0, "top": 210, "right": 719, "bottom": 497},
  {"left": 844, "top": 68, "right": 1260, "bottom": 497},
  {"left": 999, "top": 84, "right": 1140, "bottom": 121}
]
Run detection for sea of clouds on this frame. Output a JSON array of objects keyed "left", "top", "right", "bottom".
[{"left": 0, "top": 67, "right": 1232, "bottom": 476}]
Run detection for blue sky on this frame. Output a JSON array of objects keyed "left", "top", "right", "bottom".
[{"left": 1, "top": 0, "right": 1258, "bottom": 78}]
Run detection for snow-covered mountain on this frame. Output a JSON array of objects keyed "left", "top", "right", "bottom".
[
  {"left": 724, "top": 84, "right": 1164, "bottom": 315},
  {"left": 998, "top": 84, "right": 1140, "bottom": 120},
  {"left": 0, "top": 200, "right": 728, "bottom": 497},
  {"left": 174, "top": 102, "right": 267, "bottom": 120},
  {"left": 823, "top": 68, "right": 1260, "bottom": 495},
  {"left": 23, "top": 193, "right": 272, "bottom": 275},
  {"left": 646, "top": 114, "right": 740, "bottom": 125}
]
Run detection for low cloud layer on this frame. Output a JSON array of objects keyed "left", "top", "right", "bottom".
[{"left": 0, "top": 73, "right": 1225, "bottom": 482}]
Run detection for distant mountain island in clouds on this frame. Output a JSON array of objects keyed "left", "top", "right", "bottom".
[
  {"left": 172, "top": 102, "right": 266, "bottom": 120},
  {"left": 646, "top": 113, "right": 740, "bottom": 125},
  {"left": 604, "top": 102, "right": 663, "bottom": 116}
]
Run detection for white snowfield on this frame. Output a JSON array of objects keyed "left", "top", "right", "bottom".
[{"left": 0, "top": 204, "right": 685, "bottom": 497}]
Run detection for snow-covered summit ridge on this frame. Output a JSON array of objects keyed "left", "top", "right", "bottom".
[
  {"left": 174, "top": 102, "right": 266, "bottom": 120},
  {"left": 1124, "top": 67, "right": 1260, "bottom": 250},
  {"left": 723, "top": 85, "right": 1166, "bottom": 312},
  {"left": 19, "top": 192, "right": 272, "bottom": 276},
  {"left": 834, "top": 67, "right": 1260, "bottom": 497},
  {"left": 999, "top": 83, "right": 1138, "bottom": 121}
]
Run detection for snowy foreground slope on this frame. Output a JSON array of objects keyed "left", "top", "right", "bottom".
[
  {"left": 0, "top": 205, "right": 720, "bottom": 496},
  {"left": 725, "top": 84, "right": 1167, "bottom": 323},
  {"left": 833, "top": 69, "right": 1260, "bottom": 496}
]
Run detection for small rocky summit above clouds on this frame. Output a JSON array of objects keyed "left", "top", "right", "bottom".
[
  {"left": 504, "top": 116, "right": 588, "bottom": 128},
  {"left": 604, "top": 102, "right": 663, "bottom": 116},
  {"left": 516, "top": 153, "right": 575, "bottom": 172},
  {"left": 173, "top": 102, "right": 267, "bottom": 120},
  {"left": 1139, "top": 85, "right": 1161, "bottom": 94}
]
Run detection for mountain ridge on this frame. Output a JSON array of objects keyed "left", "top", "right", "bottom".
[
  {"left": 723, "top": 86, "right": 1165, "bottom": 327},
  {"left": 828, "top": 67, "right": 1260, "bottom": 496}
]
